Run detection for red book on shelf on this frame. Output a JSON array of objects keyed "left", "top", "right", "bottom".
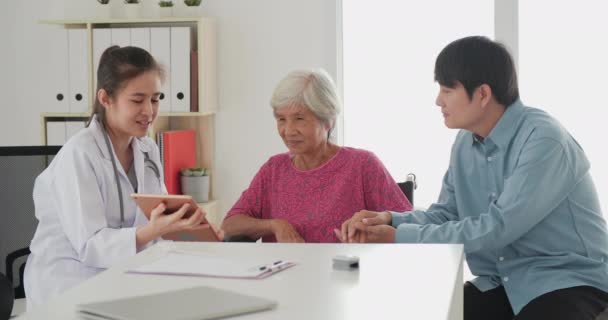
[{"left": 162, "top": 129, "right": 196, "bottom": 194}]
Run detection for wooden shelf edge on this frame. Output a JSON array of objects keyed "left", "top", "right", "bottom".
[
  {"left": 42, "top": 113, "right": 90, "bottom": 118},
  {"left": 40, "top": 17, "right": 207, "bottom": 25},
  {"left": 196, "top": 200, "right": 221, "bottom": 228},
  {"left": 41, "top": 111, "right": 215, "bottom": 118},
  {"left": 196, "top": 199, "right": 217, "bottom": 207},
  {"left": 157, "top": 110, "right": 216, "bottom": 117}
]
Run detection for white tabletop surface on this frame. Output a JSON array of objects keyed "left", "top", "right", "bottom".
[{"left": 21, "top": 242, "right": 463, "bottom": 320}]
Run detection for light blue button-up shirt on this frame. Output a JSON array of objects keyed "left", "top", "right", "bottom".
[{"left": 392, "top": 100, "right": 608, "bottom": 314}]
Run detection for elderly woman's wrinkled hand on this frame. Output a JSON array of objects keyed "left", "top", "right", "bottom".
[{"left": 270, "top": 219, "right": 305, "bottom": 243}]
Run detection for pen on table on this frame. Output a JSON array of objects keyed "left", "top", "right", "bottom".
[
  {"left": 257, "top": 261, "right": 289, "bottom": 273},
  {"left": 269, "top": 260, "right": 291, "bottom": 271}
]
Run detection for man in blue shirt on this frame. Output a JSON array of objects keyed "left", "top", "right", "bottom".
[{"left": 337, "top": 36, "right": 608, "bottom": 319}]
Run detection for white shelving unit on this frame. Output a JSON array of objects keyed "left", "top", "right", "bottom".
[{"left": 39, "top": 17, "right": 220, "bottom": 224}]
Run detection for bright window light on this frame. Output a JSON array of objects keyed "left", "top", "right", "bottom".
[
  {"left": 343, "top": 1, "right": 494, "bottom": 207},
  {"left": 519, "top": 1, "right": 608, "bottom": 214}
]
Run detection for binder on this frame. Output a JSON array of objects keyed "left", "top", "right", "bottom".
[
  {"left": 68, "top": 29, "right": 89, "bottom": 113},
  {"left": 46, "top": 122, "right": 66, "bottom": 145},
  {"left": 110, "top": 28, "right": 131, "bottom": 47},
  {"left": 170, "top": 27, "right": 191, "bottom": 112},
  {"left": 161, "top": 129, "right": 196, "bottom": 194},
  {"left": 44, "top": 26, "right": 70, "bottom": 113},
  {"left": 92, "top": 28, "right": 111, "bottom": 91},
  {"left": 150, "top": 27, "right": 172, "bottom": 113},
  {"left": 130, "top": 27, "right": 150, "bottom": 52},
  {"left": 66, "top": 121, "right": 86, "bottom": 140},
  {"left": 128, "top": 251, "right": 296, "bottom": 279}
]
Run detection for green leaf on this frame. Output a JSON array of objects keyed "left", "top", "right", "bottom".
[
  {"left": 181, "top": 167, "right": 208, "bottom": 176},
  {"left": 184, "top": 0, "right": 202, "bottom": 6}
]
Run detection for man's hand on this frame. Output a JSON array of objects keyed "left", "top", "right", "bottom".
[
  {"left": 359, "top": 225, "right": 397, "bottom": 243},
  {"left": 270, "top": 219, "right": 305, "bottom": 243},
  {"left": 334, "top": 210, "right": 392, "bottom": 243}
]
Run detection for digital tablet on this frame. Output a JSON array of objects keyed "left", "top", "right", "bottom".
[{"left": 131, "top": 193, "right": 220, "bottom": 242}]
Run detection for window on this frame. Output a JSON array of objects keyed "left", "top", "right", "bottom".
[
  {"left": 342, "top": 1, "right": 494, "bottom": 207},
  {"left": 520, "top": 1, "right": 608, "bottom": 213}
]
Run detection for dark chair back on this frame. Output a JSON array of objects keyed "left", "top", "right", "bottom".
[
  {"left": 0, "top": 146, "right": 61, "bottom": 299},
  {"left": 0, "top": 273, "right": 14, "bottom": 320},
  {"left": 5, "top": 248, "right": 30, "bottom": 300},
  {"left": 397, "top": 173, "right": 417, "bottom": 206}
]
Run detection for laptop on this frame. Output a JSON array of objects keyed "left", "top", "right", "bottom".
[{"left": 76, "top": 286, "right": 277, "bottom": 320}]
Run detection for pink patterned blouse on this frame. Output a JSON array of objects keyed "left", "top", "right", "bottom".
[{"left": 224, "top": 147, "right": 412, "bottom": 242}]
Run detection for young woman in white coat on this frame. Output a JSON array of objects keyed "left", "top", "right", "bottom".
[{"left": 24, "top": 46, "right": 208, "bottom": 307}]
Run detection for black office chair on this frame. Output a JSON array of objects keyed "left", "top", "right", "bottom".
[
  {"left": 0, "top": 248, "right": 27, "bottom": 319},
  {"left": 5, "top": 248, "right": 30, "bottom": 300},
  {"left": 0, "top": 146, "right": 61, "bottom": 316},
  {"left": 0, "top": 272, "right": 14, "bottom": 320}
]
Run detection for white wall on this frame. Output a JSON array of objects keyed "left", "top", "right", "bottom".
[
  {"left": 494, "top": 0, "right": 518, "bottom": 69},
  {"left": 0, "top": 0, "right": 65, "bottom": 146},
  {"left": 197, "top": 0, "right": 339, "bottom": 215},
  {"left": 342, "top": 1, "right": 494, "bottom": 208},
  {"left": 519, "top": 1, "right": 608, "bottom": 214},
  {"left": 0, "top": 0, "right": 339, "bottom": 217},
  {"left": 0, "top": 2, "right": 18, "bottom": 146}
]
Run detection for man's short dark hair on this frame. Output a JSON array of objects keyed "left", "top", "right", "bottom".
[{"left": 434, "top": 36, "right": 519, "bottom": 107}]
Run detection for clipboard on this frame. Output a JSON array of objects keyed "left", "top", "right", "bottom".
[{"left": 127, "top": 251, "right": 296, "bottom": 279}]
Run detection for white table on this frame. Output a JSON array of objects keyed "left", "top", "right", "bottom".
[{"left": 21, "top": 242, "right": 464, "bottom": 320}]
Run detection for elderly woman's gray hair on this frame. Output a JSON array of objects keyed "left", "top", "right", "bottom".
[{"left": 270, "top": 69, "right": 342, "bottom": 134}]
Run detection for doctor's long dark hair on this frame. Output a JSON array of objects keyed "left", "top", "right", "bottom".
[{"left": 87, "top": 45, "right": 166, "bottom": 128}]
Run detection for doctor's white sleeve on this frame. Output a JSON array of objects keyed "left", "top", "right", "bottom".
[{"left": 52, "top": 148, "right": 137, "bottom": 269}]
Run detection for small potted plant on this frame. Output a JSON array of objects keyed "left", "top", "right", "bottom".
[
  {"left": 184, "top": 0, "right": 202, "bottom": 6},
  {"left": 180, "top": 167, "right": 210, "bottom": 203},
  {"left": 178, "top": 0, "right": 202, "bottom": 17},
  {"left": 123, "top": 0, "right": 140, "bottom": 19},
  {"left": 96, "top": 0, "right": 112, "bottom": 19},
  {"left": 158, "top": 0, "right": 174, "bottom": 17}
]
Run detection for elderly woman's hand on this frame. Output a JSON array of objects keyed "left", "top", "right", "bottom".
[
  {"left": 335, "top": 210, "right": 392, "bottom": 243},
  {"left": 270, "top": 219, "right": 305, "bottom": 243}
]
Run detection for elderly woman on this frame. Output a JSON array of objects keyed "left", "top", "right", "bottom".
[{"left": 221, "top": 69, "right": 412, "bottom": 242}]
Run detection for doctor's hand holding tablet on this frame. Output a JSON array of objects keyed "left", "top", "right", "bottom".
[{"left": 132, "top": 193, "right": 223, "bottom": 242}]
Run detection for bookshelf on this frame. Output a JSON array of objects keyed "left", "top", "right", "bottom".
[{"left": 39, "top": 17, "right": 219, "bottom": 223}]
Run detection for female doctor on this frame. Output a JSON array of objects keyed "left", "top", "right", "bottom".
[{"left": 24, "top": 46, "right": 207, "bottom": 307}]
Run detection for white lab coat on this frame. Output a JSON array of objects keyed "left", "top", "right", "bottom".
[{"left": 24, "top": 116, "right": 166, "bottom": 308}]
